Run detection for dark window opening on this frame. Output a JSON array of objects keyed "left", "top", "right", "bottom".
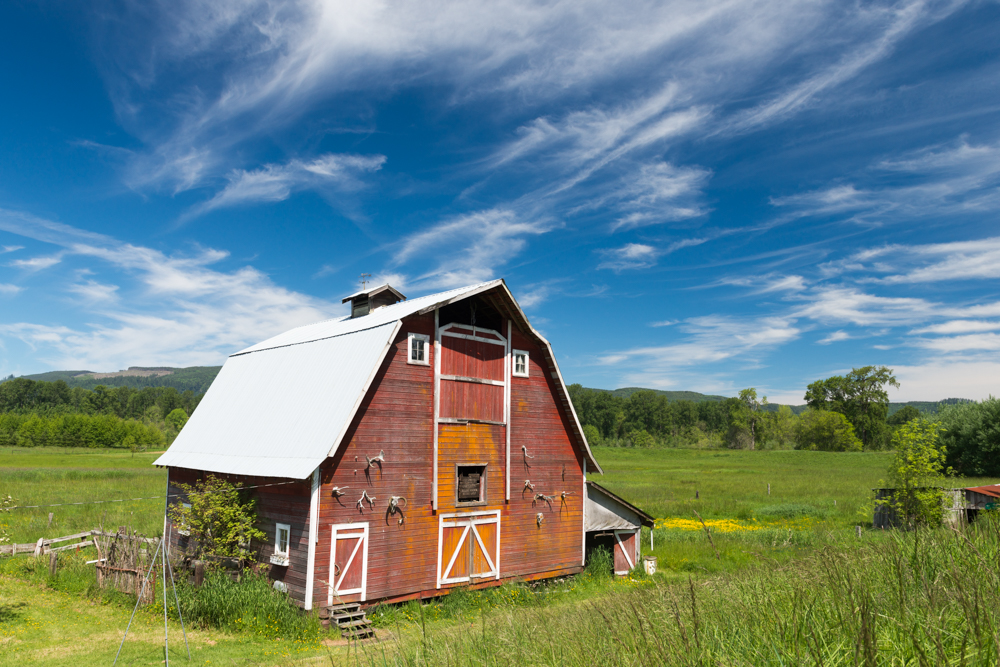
[
  {"left": 438, "top": 297, "right": 503, "bottom": 334},
  {"left": 351, "top": 297, "right": 370, "bottom": 318},
  {"left": 457, "top": 465, "right": 487, "bottom": 504}
]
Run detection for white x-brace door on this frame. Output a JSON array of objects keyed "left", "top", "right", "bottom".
[
  {"left": 437, "top": 510, "right": 501, "bottom": 588},
  {"left": 328, "top": 522, "right": 369, "bottom": 604}
]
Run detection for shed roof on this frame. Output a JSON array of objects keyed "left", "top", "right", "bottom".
[
  {"left": 154, "top": 280, "right": 601, "bottom": 479},
  {"left": 965, "top": 484, "right": 1000, "bottom": 499},
  {"left": 585, "top": 481, "right": 655, "bottom": 532}
]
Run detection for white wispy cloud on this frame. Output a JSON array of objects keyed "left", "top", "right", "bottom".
[
  {"left": 1, "top": 245, "right": 23, "bottom": 253},
  {"left": 817, "top": 330, "right": 851, "bottom": 344},
  {"left": 774, "top": 139, "right": 1000, "bottom": 226},
  {"left": 0, "top": 284, "right": 21, "bottom": 295},
  {"left": 597, "top": 243, "right": 659, "bottom": 271},
  {"left": 9, "top": 255, "right": 62, "bottom": 271},
  {"left": 911, "top": 320, "right": 1000, "bottom": 335},
  {"left": 392, "top": 208, "right": 552, "bottom": 290},
  {"left": 183, "top": 153, "right": 386, "bottom": 220},
  {"left": 598, "top": 314, "right": 800, "bottom": 388},
  {"left": 0, "top": 210, "right": 339, "bottom": 369}
]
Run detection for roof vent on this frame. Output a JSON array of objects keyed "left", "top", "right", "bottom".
[{"left": 342, "top": 284, "right": 406, "bottom": 318}]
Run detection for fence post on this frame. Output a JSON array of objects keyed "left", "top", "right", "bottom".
[
  {"left": 49, "top": 551, "right": 57, "bottom": 576},
  {"left": 33, "top": 538, "right": 44, "bottom": 557},
  {"left": 194, "top": 560, "right": 205, "bottom": 587}
]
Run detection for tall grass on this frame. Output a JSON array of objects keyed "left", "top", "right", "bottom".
[
  {"left": 350, "top": 516, "right": 1000, "bottom": 666},
  {"left": 173, "top": 571, "right": 321, "bottom": 640}
]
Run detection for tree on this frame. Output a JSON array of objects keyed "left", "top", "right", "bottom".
[
  {"left": 794, "top": 409, "right": 863, "bottom": 452},
  {"left": 770, "top": 405, "right": 798, "bottom": 449},
  {"left": 731, "top": 388, "right": 768, "bottom": 450},
  {"left": 804, "top": 366, "right": 898, "bottom": 449},
  {"left": 887, "top": 405, "right": 921, "bottom": 427},
  {"left": 167, "top": 476, "right": 266, "bottom": 562},
  {"left": 880, "top": 418, "right": 949, "bottom": 527},
  {"left": 939, "top": 397, "right": 1000, "bottom": 476},
  {"left": 582, "top": 424, "right": 603, "bottom": 447}
]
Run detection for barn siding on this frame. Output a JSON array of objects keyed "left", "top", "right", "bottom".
[
  {"left": 168, "top": 296, "right": 590, "bottom": 610},
  {"left": 310, "top": 314, "right": 586, "bottom": 608},
  {"left": 165, "top": 467, "right": 313, "bottom": 607}
]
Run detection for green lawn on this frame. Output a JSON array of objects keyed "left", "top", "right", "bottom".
[
  {"left": 0, "top": 447, "right": 167, "bottom": 544},
  {"left": 3, "top": 445, "right": 997, "bottom": 665}
]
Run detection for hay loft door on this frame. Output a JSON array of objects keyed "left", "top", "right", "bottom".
[
  {"left": 437, "top": 510, "right": 501, "bottom": 588},
  {"left": 328, "top": 523, "right": 369, "bottom": 604}
]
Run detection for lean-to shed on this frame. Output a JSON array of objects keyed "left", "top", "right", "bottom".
[
  {"left": 156, "top": 280, "right": 629, "bottom": 608},
  {"left": 584, "top": 481, "right": 655, "bottom": 575}
]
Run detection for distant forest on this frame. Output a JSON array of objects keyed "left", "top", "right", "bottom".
[{"left": 0, "top": 377, "right": 201, "bottom": 450}]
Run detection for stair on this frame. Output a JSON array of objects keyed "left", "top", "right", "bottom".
[{"left": 325, "top": 602, "right": 375, "bottom": 639}]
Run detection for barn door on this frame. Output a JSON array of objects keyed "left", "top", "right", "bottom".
[
  {"left": 613, "top": 530, "right": 637, "bottom": 575},
  {"left": 328, "top": 523, "right": 369, "bottom": 604},
  {"left": 437, "top": 511, "right": 500, "bottom": 587}
]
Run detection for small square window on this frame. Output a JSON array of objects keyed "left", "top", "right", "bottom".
[
  {"left": 408, "top": 333, "right": 430, "bottom": 365},
  {"left": 177, "top": 502, "right": 192, "bottom": 536},
  {"left": 271, "top": 523, "right": 291, "bottom": 566},
  {"left": 456, "top": 465, "right": 487, "bottom": 505},
  {"left": 513, "top": 350, "right": 529, "bottom": 377}
]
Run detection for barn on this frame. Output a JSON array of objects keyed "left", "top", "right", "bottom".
[{"left": 155, "top": 280, "right": 648, "bottom": 610}]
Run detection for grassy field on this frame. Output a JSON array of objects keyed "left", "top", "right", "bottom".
[
  {"left": 0, "top": 447, "right": 167, "bottom": 544},
  {"left": 2, "top": 445, "right": 998, "bottom": 665}
]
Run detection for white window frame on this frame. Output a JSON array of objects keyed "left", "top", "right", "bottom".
[
  {"left": 177, "top": 502, "right": 192, "bottom": 536},
  {"left": 271, "top": 522, "right": 291, "bottom": 566},
  {"left": 512, "top": 350, "right": 529, "bottom": 377},
  {"left": 408, "top": 332, "right": 430, "bottom": 366}
]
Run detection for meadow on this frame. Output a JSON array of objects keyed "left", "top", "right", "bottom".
[{"left": 2, "top": 445, "right": 998, "bottom": 665}]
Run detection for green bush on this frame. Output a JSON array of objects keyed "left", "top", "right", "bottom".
[
  {"left": 939, "top": 397, "right": 1000, "bottom": 476},
  {"left": 794, "top": 409, "right": 862, "bottom": 452}
]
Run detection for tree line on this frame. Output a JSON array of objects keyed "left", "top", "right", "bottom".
[
  {"left": 0, "top": 377, "right": 200, "bottom": 450},
  {"left": 571, "top": 365, "right": 1000, "bottom": 476}
]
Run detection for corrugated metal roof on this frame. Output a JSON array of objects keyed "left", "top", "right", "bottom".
[
  {"left": 153, "top": 321, "right": 400, "bottom": 479},
  {"left": 154, "top": 279, "right": 604, "bottom": 479},
  {"left": 238, "top": 281, "right": 498, "bottom": 355},
  {"left": 965, "top": 484, "right": 1000, "bottom": 499},
  {"left": 584, "top": 482, "right": 655, "bottom": 532}
]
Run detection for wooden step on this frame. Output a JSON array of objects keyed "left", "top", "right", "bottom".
[
  {"left": 341, "top": 626, "right": 375, "bottom": 639},
  {"left": 328, "top": 602, "right": 361, "bottom": 613},
  {"left": 333, "top": 610, "right": 366, "bottom": 621},
  {"left": 337, "top": 618, "right": 371, "bottom": 629}
]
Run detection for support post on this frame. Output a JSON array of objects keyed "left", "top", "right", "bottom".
[
  {"left": 304, "top": 467, "right": 320, "bottom": 611},
  {"left": 505, "top": 318, "right": 511, "bottom": 501},
  {"left": 49, "top": 551, "right": 57, "bottom": 576},
  {"left": 433, "top": 308, "right": 441, "bottom": 511}
]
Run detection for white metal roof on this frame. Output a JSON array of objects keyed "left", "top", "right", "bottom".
[
  {"left": 154, "top": 279, "right": 603, "bottom": 479},
  {"left": 154, "top": 322, "right": 400, "bottom": 479}
]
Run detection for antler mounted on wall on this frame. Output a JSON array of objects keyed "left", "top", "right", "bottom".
[
  {"left": 366, "top": 450, "right": 385, "bottom": 469},
  {"left": 331, "top": 486, "right": 349, "bottom": 498},
  {"left": 356, "top": 490, "right": 376, "bottom": 511}
]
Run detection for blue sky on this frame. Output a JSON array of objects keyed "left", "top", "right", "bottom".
[{"left": 1, "top": 0, "right": 999, "bottom": 403}]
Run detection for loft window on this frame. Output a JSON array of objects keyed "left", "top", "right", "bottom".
[
  {"left": 271, "top": 523, "right": 291, "bottom": 566},
  {"left": 513, "top": 350, "right": 529, "bottom": 377},
  {"left": 408, "top": 333, "right": 430, "bottom": 365},
  {"left": 456, "top": 465, "right": 487, "bottom": 505},
  {"left": 351, "top": 297, "right": 370, "bottom": 318}
]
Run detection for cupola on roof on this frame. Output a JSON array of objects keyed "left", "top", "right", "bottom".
[{"left": 342, "top": 284, "right": 406, "bottom": 318}]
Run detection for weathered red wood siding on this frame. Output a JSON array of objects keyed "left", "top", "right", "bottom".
[
  {"left": 308, "top": 309, "right": 587, "bottom": 608},
  {"left": 165, "top": 468, "right": 312, "bottom": 605},
  {"left": 505, "top": 326, "right": 585, "bottom": 580},
  {"left": 614, "top": 531, "right": 638, "bottom": 574}
]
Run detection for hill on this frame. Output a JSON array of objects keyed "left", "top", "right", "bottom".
[{"left": 18, "top": 366, "right": 221, "bottom": 394}]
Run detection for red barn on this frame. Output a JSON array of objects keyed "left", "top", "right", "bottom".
[{"left": 156, "top": 280, "right": 635, "bottom": 611}]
